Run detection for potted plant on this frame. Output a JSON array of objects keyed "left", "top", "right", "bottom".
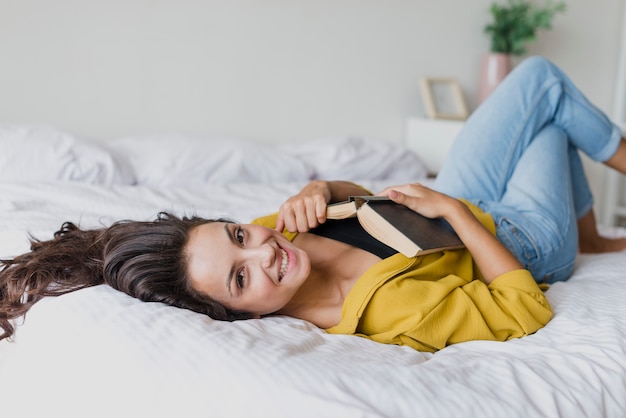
[{"left": 478, "top": 0, "right": 566, "bottom": 103}]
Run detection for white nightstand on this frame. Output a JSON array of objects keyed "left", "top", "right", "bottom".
[{"left": 405, "top": 117, "right": 464, "bottom": 175}]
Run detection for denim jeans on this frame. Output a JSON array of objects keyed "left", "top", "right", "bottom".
[{"left": 434, "top": 56, "right": 622, "bottom": 283}]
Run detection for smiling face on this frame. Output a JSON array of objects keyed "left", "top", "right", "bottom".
[{"left": 185, "top": 222, "right": 311, "bottom": 316}]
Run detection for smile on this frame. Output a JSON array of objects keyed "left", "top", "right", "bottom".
[{"left": 279, "top": 248, "right": 288, "bottom": 281}]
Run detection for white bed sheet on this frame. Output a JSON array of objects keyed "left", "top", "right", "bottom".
[{"left": 0, "top": 180, "right": 625, "bottom": 418}]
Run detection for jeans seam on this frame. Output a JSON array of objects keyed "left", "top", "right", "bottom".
[
  {"left": 497, "top": 216, "right": 540, "bottom": 263},
  {"left": 499, "top": 76, "right": 560, "bottom": 199}
]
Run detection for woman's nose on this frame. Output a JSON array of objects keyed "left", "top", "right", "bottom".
[{"left": 249, "top": 243, "right": 274, "bottom": 269}]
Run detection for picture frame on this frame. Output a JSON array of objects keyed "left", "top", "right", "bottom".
[{"left": 419, "top": 78, "right": 469, "bottom": 121}]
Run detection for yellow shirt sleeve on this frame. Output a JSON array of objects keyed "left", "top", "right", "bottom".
[{"left": 329, "top": 254, "right": 552, "bottom": 352}]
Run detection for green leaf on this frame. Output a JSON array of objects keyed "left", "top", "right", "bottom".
[{"left": 483, "top": 0, "right": 566, "bottom": 55}]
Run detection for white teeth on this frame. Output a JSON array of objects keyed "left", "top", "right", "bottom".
[{"left": 279, "top": 249, "right": 288, "bottom": 281}]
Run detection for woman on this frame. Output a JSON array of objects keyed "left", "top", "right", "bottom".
[{"left": 2, "top": 56, "right": 626, "bottom": 351}]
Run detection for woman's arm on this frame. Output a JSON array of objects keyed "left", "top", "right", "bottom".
[
  {"left": 378, "top": 183, "right": 523, "bottom": 284},
  {"left": 276, "top": 180, "right": 371, "bottom": 233}
]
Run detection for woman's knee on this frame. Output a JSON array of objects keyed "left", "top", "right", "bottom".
[{"left": 516, "top": 55, "right": 553, "bottom": 74}]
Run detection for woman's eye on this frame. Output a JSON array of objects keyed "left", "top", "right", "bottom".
[
  {"left": 235, "top": 227, "right": 245, "bottom": 245},
  {"left": 236, "top": 269, "right": 245, "bottom": 289}
]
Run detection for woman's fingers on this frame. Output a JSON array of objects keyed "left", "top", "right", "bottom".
[
  {"left": 379, "top": 183, "right": 454, "bottom": 219},
  {"left": 277, "top": 194, "right": 328, "bottom": 232}
]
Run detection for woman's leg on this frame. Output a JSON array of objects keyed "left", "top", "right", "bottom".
[
  {"left": 485, "top": 125, "right": 579, "bottom": 283},
  {"left": 604, "top": 139, "right": 626, "bottom": 173},
  {"left": 435, "top": 56, "right": 623, "bottom": 203},
  {"left": 434, "top": 56, "right": 626, "bottom": 265},
  {"left": 577, "top": 209, "right": 626, "bottom": 252}
]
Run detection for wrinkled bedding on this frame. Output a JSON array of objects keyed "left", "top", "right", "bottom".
[{"left": 0, "top": 124, "right": 625, "bottom": 418}]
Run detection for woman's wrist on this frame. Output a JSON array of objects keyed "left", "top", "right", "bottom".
[{"left": 441, "top": 198, "right": 472, "bottom": 226}]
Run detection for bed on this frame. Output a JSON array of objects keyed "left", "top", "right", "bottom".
[{"left": 0, "top": 123, "right": 625, "bottom": 418}]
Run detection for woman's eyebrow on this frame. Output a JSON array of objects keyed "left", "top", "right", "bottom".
[{"left": 224, "top": 223, "right": 236, "bottom": 297}]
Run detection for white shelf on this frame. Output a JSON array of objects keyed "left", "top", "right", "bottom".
[{"left": 404, "top": 118, "right": 464, "bottom": 175}]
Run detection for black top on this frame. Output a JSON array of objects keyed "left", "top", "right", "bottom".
[{"left": 309, "top": 218, "right": 397, "bottom": 259}]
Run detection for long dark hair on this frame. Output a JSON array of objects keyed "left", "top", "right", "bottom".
[{"left": 0, "top": 212, "right": 252, "bottom": 341}]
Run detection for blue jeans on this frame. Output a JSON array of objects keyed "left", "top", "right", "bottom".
[{"left": 434, "top": 56, "right": 622, "bottom": 283}]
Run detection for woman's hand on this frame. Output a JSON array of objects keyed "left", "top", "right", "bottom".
[
  {"left": 276, "top": 180, "right": 371, "bottom": 233},
  {"left": 378, "top": 183, "right": 524, "bottom": 283},
  {"left": 376, "top": 183, "right": 459, "bottom": 219},
  {"left": 276, "top": 181, "right": 330, "bottom": 233}
]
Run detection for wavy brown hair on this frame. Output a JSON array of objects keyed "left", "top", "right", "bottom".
[{"left": 0, "top": 212, "right": 252, "bottom": 341}]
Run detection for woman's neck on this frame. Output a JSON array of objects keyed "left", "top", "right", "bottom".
[{"left": 275, "top": 232, "right": 381, "bottom": 328}]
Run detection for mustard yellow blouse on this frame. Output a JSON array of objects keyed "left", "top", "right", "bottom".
[{"left": 252, "top": 201, "right": 552, "bottom": 352}]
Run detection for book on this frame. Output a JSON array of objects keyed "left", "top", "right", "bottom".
[{"left": 326, "top": 196, "right": 464, "bottom": 257}]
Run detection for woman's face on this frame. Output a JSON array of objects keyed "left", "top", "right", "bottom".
[{"left": 185, "top": 222, "right": 311, "bottom": 316}]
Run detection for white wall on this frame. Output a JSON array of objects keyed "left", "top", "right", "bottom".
[{"left": 0, "top": 0, "right": 624, "bottom": 214}]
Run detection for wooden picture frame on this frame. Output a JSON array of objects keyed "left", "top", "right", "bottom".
[{"left": 419, "top": 78, "right": 469, "bottom": 121}]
